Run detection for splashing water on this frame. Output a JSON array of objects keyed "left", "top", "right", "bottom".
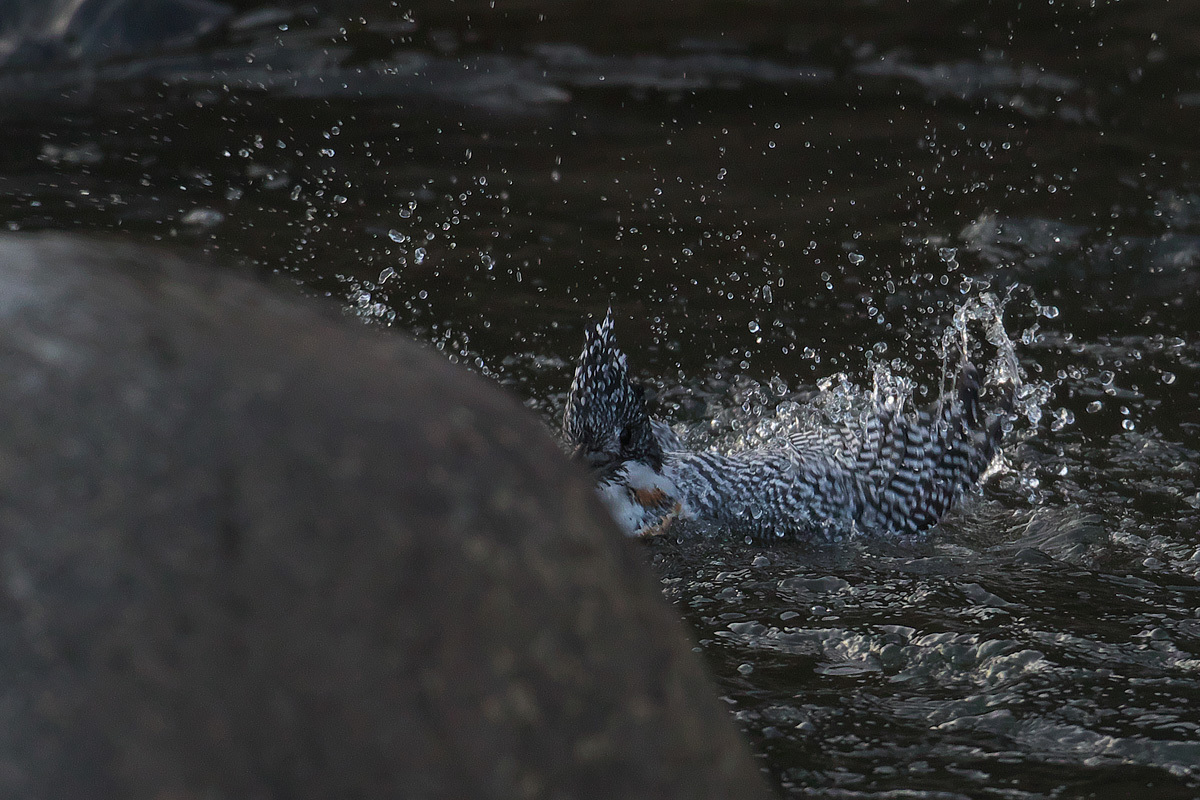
[{"left": 687, "top": 291, "right": 1053, "bottom": 488}]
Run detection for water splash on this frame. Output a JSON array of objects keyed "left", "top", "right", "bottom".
[{"left": 693, "top": 291, "right": 1053, "bottom": 479}]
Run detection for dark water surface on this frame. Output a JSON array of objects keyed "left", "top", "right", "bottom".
[{"left": 3, "top": 2, "right": 1200, "bottom": 797}]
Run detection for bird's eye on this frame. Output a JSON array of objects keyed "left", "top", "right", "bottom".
[{"left": 619, "top": 425, "right": 635, "bottom": 451}]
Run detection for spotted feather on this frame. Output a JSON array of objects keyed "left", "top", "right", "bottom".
[{"left": 564, "top": 312, "right": 1010, "bottom": 537}]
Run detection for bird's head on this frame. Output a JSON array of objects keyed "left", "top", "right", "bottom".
[{"left": 563, "top": 310, "right": 663, "bottom": 474}]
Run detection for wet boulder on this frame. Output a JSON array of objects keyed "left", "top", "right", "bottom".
[{"left": 0, "top": 233, "right": 773, "bottom": 800}]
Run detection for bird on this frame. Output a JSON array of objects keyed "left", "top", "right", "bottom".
[{"left": 563, "top": 309, "right": 1010, "bottom": 539}]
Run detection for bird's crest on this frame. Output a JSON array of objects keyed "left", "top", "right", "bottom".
[{"left": 564, "top": 309, "right": 662, "bottom": 471}]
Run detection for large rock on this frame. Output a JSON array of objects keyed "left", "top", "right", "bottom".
[{"left": 0, "top": 233, "right": 773, "bottom": 800}]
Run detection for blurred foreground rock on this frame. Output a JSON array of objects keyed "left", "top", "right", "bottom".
[{"left": 0, "top": 233, "right": 773, "bottom": 800}]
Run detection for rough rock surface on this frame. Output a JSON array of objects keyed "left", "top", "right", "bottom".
[{"left": 0, "top": 233, "right": 773, "bottom": 800}]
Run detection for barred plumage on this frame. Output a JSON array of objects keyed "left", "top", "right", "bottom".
[{"left": 564, "top": 310, "right": 1009, "bottom": 538}]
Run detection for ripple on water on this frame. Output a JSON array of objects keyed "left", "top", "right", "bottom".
[{"left": 650, "top": 512, "right": 1200, "bottom": 796}]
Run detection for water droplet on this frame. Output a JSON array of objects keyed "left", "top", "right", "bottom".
[
  {"left": 1050, "top": 407, "right": 1075, "bottom": 432},
  {"left": 1161, "top": 371, "right": 1176, "bottom": 384},
  {"left": 387, "top": 229, "right": 405, "bottom": 243},
  {"left": 848, "top": 252, "right": 864, "bottom": 265},
  {"left": 181, "top": 208, "right": 224, "bottom": 228},
  {"left": 1087, "top": 400, "right": 1103, "bottom": 413},
  {"left": 762, "top": 285, "right": 773, "bottom": 303},
  {"left": 414, "top": 247, "right": 427, "bottom": 265},
  {"left": 748, "top": 320, "right": 760, "bottom": 333}
]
